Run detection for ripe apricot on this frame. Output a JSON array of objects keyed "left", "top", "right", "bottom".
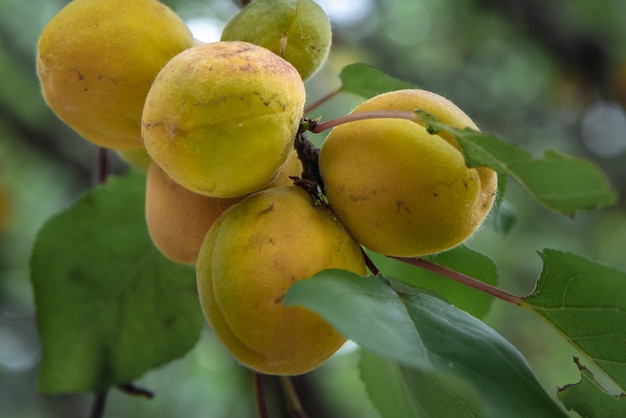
[
  {"left": 36, "top": 0, "right": 193, "bottom": 150},
  {"left": 196, "top": 186, "right": 366, "bottom": 375},
  {"left": 221, "top": 0, "right": 332, "bottom": 80},
  {"left": 145, "top": 151, "right": 302, "bottom": 264},
  {"left": 318, "top": 89, "right": 497, "bottom": 257},
  {"left": 145, "top": 163, "right": 243, "bottom": 265},
  {"left": 142, "top": 41, "right": 306, "bottom": 198}
]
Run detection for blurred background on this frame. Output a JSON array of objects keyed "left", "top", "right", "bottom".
[{"left": 1, "top": 0, "right": 625, "bottom": 416}]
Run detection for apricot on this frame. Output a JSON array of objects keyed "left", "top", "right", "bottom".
[
  {"left": 318, "top": 89, "right": 497, "bottom": 257},
  {"left": 36, "top": 0, "right": 194, "bottom": 150},
  {"left": 145, "top": 163, "right": 243, "bottom": 265},
  {"left": 145, "top": 151, "right": 302, "bottom": 264},
  {"left": 221, "top": 0, "right": 332, "bottom": 80},
  {"left": 142, "top": 41, "right": 306, "bottom": 198},
  {"left": 196, "top": 186, "right": 366, "bottom": 375}
]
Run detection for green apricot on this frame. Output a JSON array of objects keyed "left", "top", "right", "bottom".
[{"left": 221, "top": 0, "right": 332, "bottom": 80}]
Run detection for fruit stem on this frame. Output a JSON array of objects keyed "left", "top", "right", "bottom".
[
  {"left": 88, "top": 391, "right": 108, "bottom": 418},
  {"left": 307, "top": 110, "right": 420, "bottom": 133},
  {"left": 94, "top": 147, "right": 110, "bottom": 185},
  {"left": 117, "top": 382, "right": 154, "bottom": 399},
  {"left": 392, "top": 256, "right": 524, "bottom": 306},
  {"left": 362, "top": 249, "right": 380, "bottom": 276},
  {"left": 253, "top": 372, "right": 270, "bottom": 418},
  {"left": 303, "top": 88, "right": 341, "bottom": 115},
  {"left": 279, "top": 376, "right": 309, "bottom": 418}
]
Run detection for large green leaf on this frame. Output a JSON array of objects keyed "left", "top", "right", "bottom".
[
  {"left": 558, "top": 360, "right": 626, "bottom": 417},
  {"left": 339, "top": 63, "right": 417, "bottom": 99},
  {"left": 367, "top": 245, "right": 498, "bottom": 319},
  {"left": 360, "top": 350, "right": 485, "bottom": 418},
  {"left": 285, "top": 270, "right": 568, "bottom": 418},
  {"left": 414, "top": 117, "right": 617, "bottom": 215},
  {"left": 30, "top": 172, "right": 203, "bottom": 394},
  {"left": 522, "top": 250, "right": 626, "bottom": 393}
]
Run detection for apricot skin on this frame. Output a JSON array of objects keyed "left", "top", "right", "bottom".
[
  {"left": 36, "top": 0, "right": 193, "bottom": 150},
  {"left": 196, "top": 186, "right": 366, "bottom": 375},
  {"left": 145, "top": 151, "right": 302, "bottom": 264},
  {"left": 318, "top": 89, "right": 497, "bottom": 257},
  {"left": 221, "top": 0, "right": 332, "bottom": 80},
  {"left": 142, "top": 41, "right": 306, "bottom": 198},
  {"left": 145, "top": 163, "right": 243, "bottom": 265}
]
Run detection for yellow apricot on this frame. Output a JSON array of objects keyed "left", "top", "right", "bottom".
[
  {"left": 36, "top": 0, "right": 194, "bottom": 150},
  {"left": 318, "top": 89, "right": 497, "bottom": 257},
  {"left": 145, "top": 151, "right": 302, "bottom": 264},
  {"left": 145, "top": 163, "right": 243, "bottom": 265},
  {"left": 268, "top": 148, "right": 303, "bottom": 187},
  {"left": 142, "top": 41, "right": 306, "bottom": 198},
  {"left": 196, "top": 186, "right": 366, "bottom": 375},
  {"left": 221, "top": 0, "right": 332, "bottom": 80}
]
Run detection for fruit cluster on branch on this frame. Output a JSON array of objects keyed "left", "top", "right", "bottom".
[{"left": 36, "top": 0, "right": 496, "bottom": 376}]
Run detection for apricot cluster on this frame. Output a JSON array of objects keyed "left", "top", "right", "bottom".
[{"left": 36, "top": 0, "right": 496, "bottom": 376}]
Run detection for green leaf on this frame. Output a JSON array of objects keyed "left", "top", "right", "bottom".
[
  {"left": 558, "top": 359, "right": 626, "bottom": 418},
  {"left": 288, "top": 269, "right": 425, "bottom": 365},
  {"left": 450, "top": 127, "right": 616, "bottom": 215},
  {"left": 360, "top": 350, "right": 485, "bottom": 418},
  {"left": 285, "top": 271, "right": 568, "bottom": 418},
  {"left": 339, "top": 63, "right": 417, "bottom": 99},
  {"left": 30, "top": 172, "right": 204, "bottom": 394},
  {"left": 522, "top": 249, "right": 626, "bottom": 393},
  {"left": 413, "top": 114, "right": 617, "bottom": 215},
  {"left": 367, "top": 245, "right": 498, "bottom": 319}
]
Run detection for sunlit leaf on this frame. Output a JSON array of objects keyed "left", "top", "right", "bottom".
[
  {"left": 360, "top": 350, "right": 485, "bottom": 418},
  {"left": 522, "top": 249, "right": 626, "bottom": 392},
  {"left": 367, "top": 245, "right": 498, "bottom": 319},
  {"left": 558, "top": 359, "right": 626, "bottom": 417},
  {"left": 339, "top": 63, "right": 417, "bottom": 99},
  {"left": 30, "top": 172, "right": 203, "bottom": 393},
  {"left": 442, "top": 124, "right": 616, "bottom": 215},
  {"left": 285, "top": 271, "right": 568, "bottom": 417}
]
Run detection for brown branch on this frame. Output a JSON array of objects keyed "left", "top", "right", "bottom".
[
  {"left": 253, "top": 372, "right": 269, "bottom": 418},
  {"left": 88, "top": 392, "right": 108, "bottom": 418}
]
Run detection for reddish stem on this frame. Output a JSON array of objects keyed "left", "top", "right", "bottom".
[
  {"left": 392, "top": 256, "right": 524, "bottom": 305},
  {"left": 253, "top": 372, "right": 269, "bottom": 418},
  {"left": 303, "top": 88, "right": 341, "bottom": 115},
  {"left": 308, "top": 110, "right": 419, "bottom": 133},
  {"left": 94, "top": 147, "right": 110, "bottom": 185}
]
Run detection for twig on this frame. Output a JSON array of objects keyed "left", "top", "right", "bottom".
[
  {"left": 392, "top": 256, "right": 523, "bottom": 305},
  {"left": 117, "top": 382, "right": 154, "bottom": 399},
  {"left": 94, "top": 147, "right": 111, "bottom": 185},
  {"left": 303, "top": 88, "right": 341, "bottom": 115},
  {"left": 361, "top": 249, "right": 380, "bottom": 276},
  {"left": 253, "top": 372, "right": 269, "bottom": 418},
  {"left": 280, "top": 376, "right": 308, "bottom": 418},
  {"left": 88, "top": 392, "right": 108, "bottom": 418}
]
